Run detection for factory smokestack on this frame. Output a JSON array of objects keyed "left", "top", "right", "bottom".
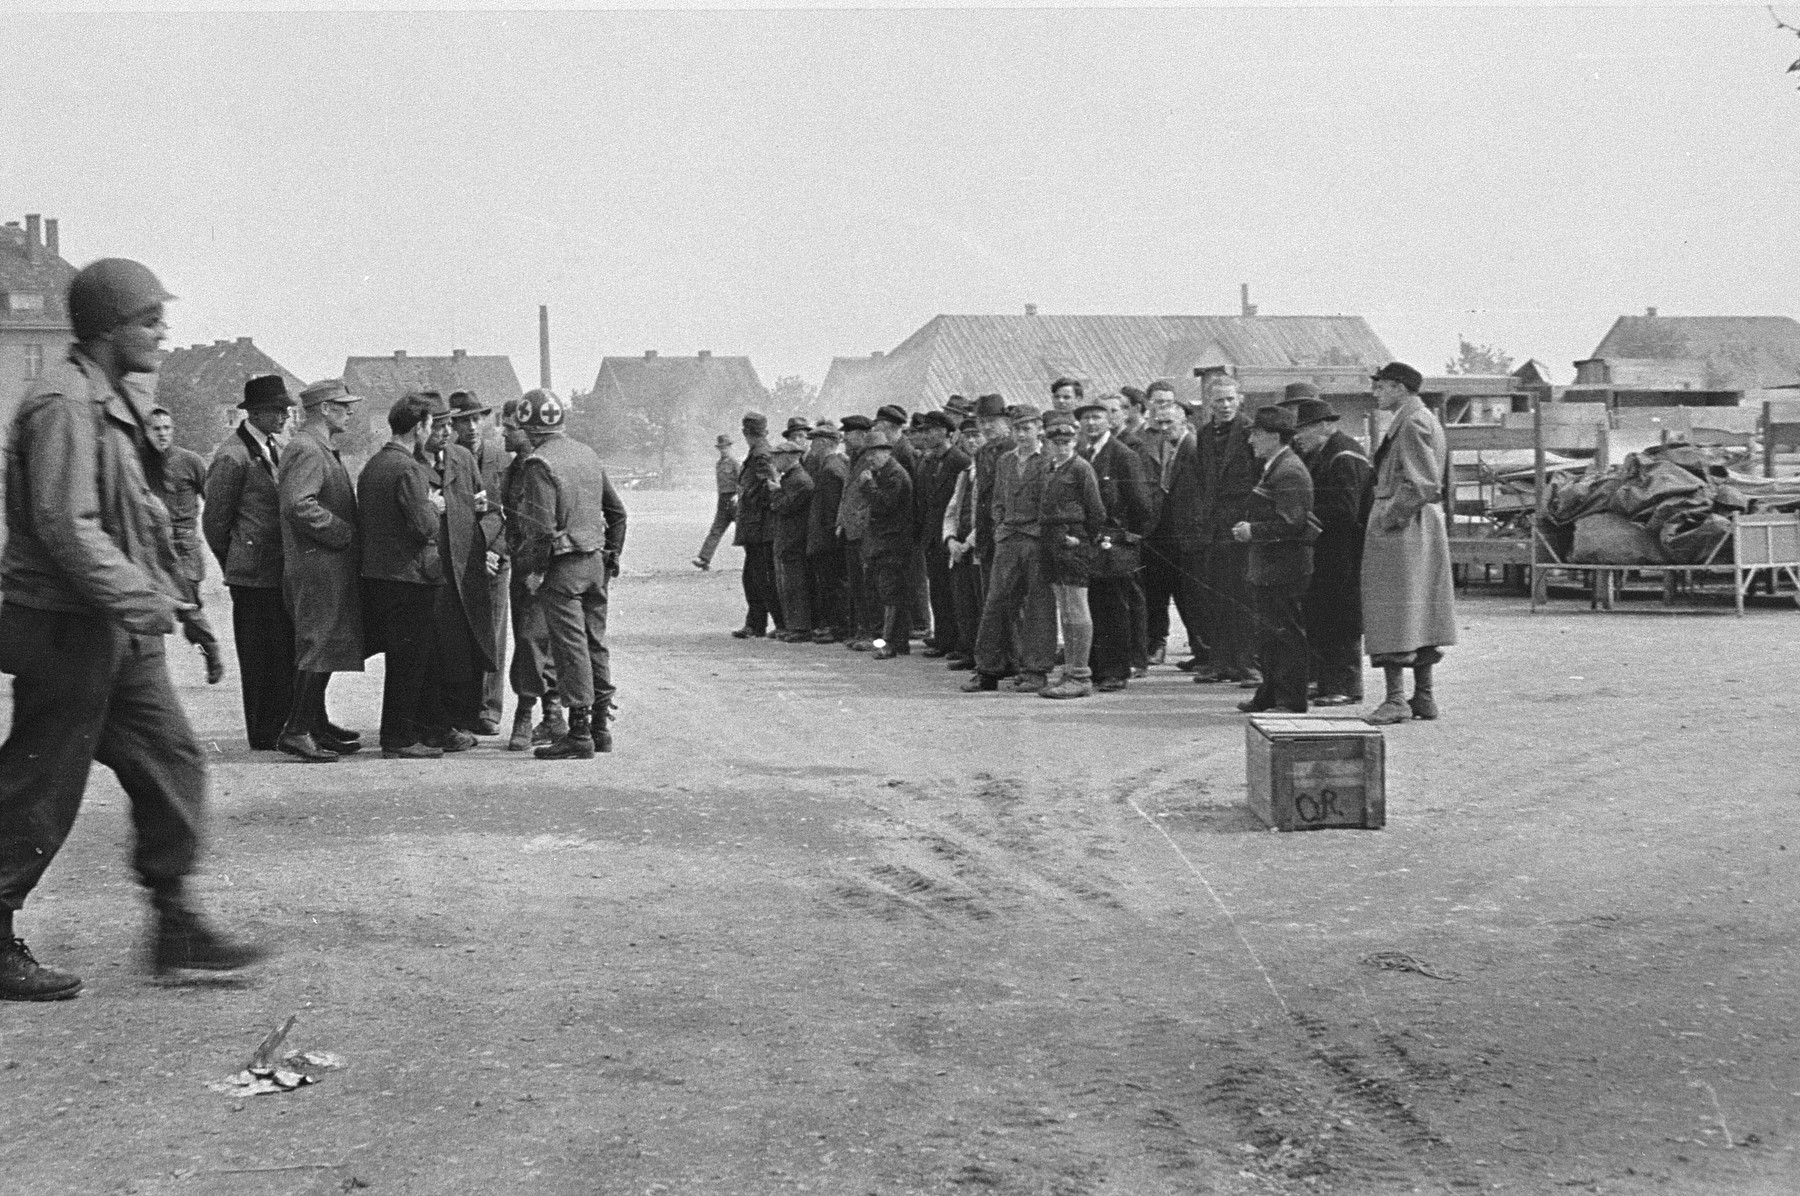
[{"left": 538, "top": 305, "right": 551, "bottom": 389}]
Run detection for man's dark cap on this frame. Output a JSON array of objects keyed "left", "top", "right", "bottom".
[
  {"left": 1042, "top": 410, "right": 1078, "bottom": 436},
  {"left": 808, "top": 420, "right": 841, "bottom": 439},
  {"left": 974, "top": 393, "right": 1008, "bottom": 418},
  {"left": 449, "top": 389, "right": 492, "bottom": 418},
  {"left": 920, "top": 410, "right": 957, "bottom": 433},
  {"left": 239, "top": 374, "right": 293, "bottom": 410},
  {"left": 1372, "top": 362, "right": 1424, "bottom": 393},
  {"left": 742, "top": 410, "right": 769, "bottom": 434},
  {"left": 958, "top": 417, "right": 978, "bottom": 432},
  {"left": 784, "top": 416, "right": 813, "bottom": 435},
  {"left": 1253, "top": 405, "right": 1297, "bottom": 433},
  {"left": 874, "top": 404, "right": 908, "bottom": 427},
  {"left": 840, "top": 414, "right": 874, "bottom": 432},
  {"left": 1283, "top": 381, "right": 1322, "bottom": 401},
  {"left": 1010, "top": 403, "right": 1043, "bottom": 426},
  {"left": 1071, "top": 400, "right": 1107, "bottom": 419},
  {"left": 1279, "top": 397, "right": 1339, "bottom": 426}
]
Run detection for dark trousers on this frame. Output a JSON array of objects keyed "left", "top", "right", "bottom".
[
  {"left": 948, "top": 553, "right": 982, "bottom": 659},
  {"left": 1309, "top": 633, "right": 1364, "bottom": 699},
  {"left": 924, "top": 540, "right": 957, "bottom": 650},
  {"left": 696, "top": 493, "right": 736, "bottom": 565},
  {"left": 775, "top": 549, "right": 812, "bottom": 633},
  {"left": 366, "top": 579, "right": 445, "bottom": 749},
  {"left": 1250, "top": 581, "right": 1310, "bottom": 712},
  {"left": 227, "top": 584, "right": 295, "bottom": 749},
  {"left": 843, "top": 540, "right": 874, "bottom": 640},
  {"left": 1087, "top": 576, "right": 1134, "bottom": 684},
  {"left": 1126, "top": 573, "right": 1149, "bottom": 670},
  {"left": 508, "top": 577, "right": 557, "bottom": 700},
  {"left": 540, "top": 552, "right": 612, "bottom": 709},
  {"left": 910, "top": 545, "right": 930, "bottom": 636},
  {"left": 1198, "top": 542, "right": 1255, "bottom": 675},
  {"left": 482, "top": 565, "right": 510, "bottom": 724},
  {"left": 741, "top": 541, "right": 781, "bottom": 634},
  {"left": 435, "top": 585, "right": 487, "bottom": 732},
  {"left": 1143, "top": 539, "right": 1202, "bottom": 655},
  {"left": 973, "top": 536, "right": 1057, "bottom": 678},
  {"left": 0, "top": 603, "right": 205, "bottom": 910},
  {"left": 807, "top": 544, "right": 847, "bottom": 635}
]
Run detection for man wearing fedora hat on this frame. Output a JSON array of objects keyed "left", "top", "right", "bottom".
[
  {"left": 781, "top": 416, "right": 812, "bottom": 450},
  {"left": 204, "top": 374, "right": 298, "bottom": 749},
  {"left": 450, "top": 390, "right": 510, "bottom": 734},
  {"left": 693, "top": 433, "right": 739, "bottom": 571},
  {"left": 1231, "top": 405, "right": 1316, "bottom": 713},
  {"left": 731, "top": 412, "right": 783, "bottom": 638},
  {"left": 276, "top": 379, "right": 366, "bottom": 762},
  {"left": 421, "top": 392, "right": 496, "bottom": 744},
  {"left": 1362, "top": 362, "right": 1456, "bottom": 725},
  {"left": 1279, "top": 383, "right": 1373, "bottom": 706}
]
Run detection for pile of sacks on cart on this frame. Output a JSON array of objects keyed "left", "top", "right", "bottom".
[{"left": 1540, "top": 443, "right": 1800, "bottom": 565}]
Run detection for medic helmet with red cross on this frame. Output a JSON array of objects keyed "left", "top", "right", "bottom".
[{"left": 518, "top": 388, "right": 565, "bottom": 430}]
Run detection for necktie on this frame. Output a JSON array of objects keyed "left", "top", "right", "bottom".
[{"left": 267, "top": 441, "right": 280, "bottom": 470}]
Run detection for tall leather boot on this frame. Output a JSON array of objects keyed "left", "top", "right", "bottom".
[
  {"left": 507, "top": 697, "right": 537, "bottom": 752},
  {"left": 1364, "top": 664, "right": 1412, "bottom": 725},
  {"left": 148, "top": 880, "right": 268, "bottom": 976},
  {"left": 535, "top": 704, "right": 595, "bottom": 760},
  {"left": 277, "top": 672, "right": 337, "bottom": 761},
  {"left": 593, "top": 701, "right": 614, "bottom": 754}
]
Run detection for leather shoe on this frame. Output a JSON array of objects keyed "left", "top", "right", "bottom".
[
  {"left": 1409, "top": 695, "right": 1440, "bottom": 720},
  {"left": 1097, "top": 678, "right": 1127, "bottom": 692},
  {"left": 437, "top": 728, "right": 477, "bottom": 753},
  {"left": 1175, "top": 656, "right": 1203, "bottom": 672},
  {"left": 382, "top": 742, "right": 445, "bottom": 759},
  {"left": 920, "top": 646, "right": 948, "bottom": 658},
  {"left": 960, "top": 673, "right": 999, "bottom": 693},
  {"left": 872, "top": 645, "right": 899, "bottom": 660},
  {"left": 0, "top": 938, "right": 81, "bottom": 1001},
  {"left": 1313, "top": 693, "right": 1359, "bottom": 707},
  {"left": 812, "top": 630, "right": 843, "bottom": 644},
  {"left": 277, "top": 732, "right": 338, "bottom": 762},
  {"left": 1006, "top": 672, "right": 1048, "bottom": 693},
  {"left": 691, "top": 557, "right": 710, "bottom": 571},
  {"left": 944, "top": 656, "right": 974, "bottom": 671},
  {"left": 847, "top": 639, "right": 875, "bottom": 652},
  {"left": 730, "top": 626, "right": 763, "bottom": 639},
  {"left": 474, "top": 718, "right": 502, "bottom": 736},
  {"left": 1364, "top": 700, "right": 1413, "bottom": 726},
  {"left": 315, "top": 732, "right": 361, "bottom": 755},
  {"left": 320, "top": 720, "right": 361, "bottom": 742},
  {"left": 151, "top": 907, "right": 268, "bottom": 975}
]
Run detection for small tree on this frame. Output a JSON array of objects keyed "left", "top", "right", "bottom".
[
  {"left": 1444, "top": 339, "right": 1515, "bottom": 376},
  {"left": 765, "top": 375, "right": 819, "bottom": 426}
]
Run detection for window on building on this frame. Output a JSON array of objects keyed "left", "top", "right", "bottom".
[
  {"left": 24, "top": 344, "right": 44, "bottom": 379},
  {"left": 4, "top": 292, "right": 45, "bottom": 314}
]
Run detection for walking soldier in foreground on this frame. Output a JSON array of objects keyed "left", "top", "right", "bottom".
[
  {"left": 0, "top": 258, "right": 265, "bottom": 1000},
  {"left": 513, "top": 390, "right": 628, "bottom": 758}
]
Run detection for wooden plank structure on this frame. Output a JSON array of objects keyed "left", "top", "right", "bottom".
[{"left": 1245, "top": 717, "right": 1386, "bottom": 832}]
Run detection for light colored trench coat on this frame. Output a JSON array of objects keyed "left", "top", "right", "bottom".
[{"left": 1360, "top": 395, "right": 1457, "bottom": 657}]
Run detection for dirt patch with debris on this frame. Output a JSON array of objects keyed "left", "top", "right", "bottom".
[{"left": 2, "top": 490, "right": 1798, "bottom": 1195}]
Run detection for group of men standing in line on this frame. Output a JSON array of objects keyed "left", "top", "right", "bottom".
[
  {"left": 203, "top": 381, "right": 627, "bottom": 762},
  {"left": 704, "top": 362, "right": 1455, "bottom": 722}
]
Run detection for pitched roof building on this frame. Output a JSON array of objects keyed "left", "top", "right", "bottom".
[
  {"left": 340, "top": 349, "right": 525, "bottom": 452},
  {"left": 0, "top": 214, "right": 76, "bottom": 423},
  {"left": 579, "top": 350, "right": 766, "bottom": 470},
  {"left": 816, "top": 312, "right": 1393, "bottom": 413},
  {"left": 153, "top": 337, "right": 305, "bottom": 455},
  {"left": 1580, "top": 314, "right": 1800, "bottom": 393}
]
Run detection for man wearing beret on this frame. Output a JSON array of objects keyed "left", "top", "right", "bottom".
[
  {"left": 913, "top": 410, "right": 971, "bottom": 659},
  {"left": 204, "top": 374, "right": 297, "bottom": 749},
  {"left": 1231, "top": 406, "right": 1315, "bottom": 713},
  {"left": 1362, "top": 362, "right": 1456, "bottom": 725},
  {"left": 769, "top": 440, "right": 816, "bottom": 642},
  {"left": 1279, "top": 384, "right": 1373, "bottom": 706},
  {"left": 276, "top": 378, "right": 366, "bottom": 761},
  {"left": 692, "top": 434, "right": 739, "bottom": 572},
  {"left": 963, "top": 405, "right": 1057, "bottom": 692},
  {"left": 803, "top": 421, "right": 850, "bottom": 642},
  {"left": 731, "top": 412, "right": 783, "bottom": 639},
  {"left": 1195, "top": 374, "right": 1259, "bottom": 687}
]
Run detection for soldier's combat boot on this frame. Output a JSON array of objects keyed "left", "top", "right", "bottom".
[
  {"left": 507, "top": 698, "right": 537, "bottom": 751},
  {"left": 535, "top": 705, "right": 596, "bottom": 760},
  {"left": 149, "top": 885, "right": 268, "bottom": 976},
  {"left": 593, "top": 702, "right": 614, "bottom": 754},
  {"left": 534, "top": 703, "right": 568, "bottom": 746},
  {"left": 0, "top": 937, "right": 82, "bottom": 1001}
]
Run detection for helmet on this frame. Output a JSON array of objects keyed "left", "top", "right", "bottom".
[
  {"left": 67, "top": 258, "right": 175, "bottom": 341},
  {"left": 518, "top": 388, "right": 565, "bottom": 430}
]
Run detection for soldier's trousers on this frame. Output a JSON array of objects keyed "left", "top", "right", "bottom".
[
  {"left": 775, "top": 549, "right": 812, "bottom": 633},
  {"left": 540, "top": 552, "right": 613, "bottom": 710},
  {"left": 508, "top": 576, "right": 557, "bottom": 700},
  {"left": 973, "top": 537, "right": 1056, "bottom": 678},
  {"left": 227, "top": 584, "right": 295, "bottom": 749},
  {"left": 0, "top": 603, "right": 205, "bottom": 910},
  {"left": 807, "top": 544, "right": 847, "bottom": 636}
]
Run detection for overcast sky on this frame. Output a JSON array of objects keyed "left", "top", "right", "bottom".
[{"left": 5, "top": 6, "right": 1798, "bottom": 393}]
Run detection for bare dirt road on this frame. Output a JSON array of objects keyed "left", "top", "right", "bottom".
[{"left": 4, "top": 489, "right": 1799, "bottom": 1195}]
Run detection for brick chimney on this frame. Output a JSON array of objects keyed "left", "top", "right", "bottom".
[
  {"left": 236, "top": 336, "right": 252, "bottom": 346},
  {"left": 1645, "top": 306, "right": 1658, "bottom": 317},
  {"left": 1240, "top": 283, "right": 1258, "bottom": 317},
  {"left": 44, "top": 218, "right": 58, "bottom": 260},
  {"left": 394, "top": 350, "right": 407, "bottom": 360},
  {"left": 871, "top": 351, "right": 884, "bottom": 359},
  {"left": 645, "top": 350, "right": 658, "bottom": 359},
  {"left": 698, "top": 349, "right": 712, "bottom": 359},
  {"left": 452, "top": 348, "right": 467, "bottom": 361},
  {"left": 1024, "top": 303, "right": 1038, "bottom": 316},
  {"left": 24, "top": 215, "right": 41, "bottom": 264}
]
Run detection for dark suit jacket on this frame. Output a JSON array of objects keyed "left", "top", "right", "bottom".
[
  {"left": 804, "top": 450, "right": 849, "bottom": 556},
  {"left": 358, "top": 442, "right": 442, "bottom": 585},
  {"left": 1244, "top": 447, "right": 1314, "bottom": 587},
  {"left": 860, "top": 452, "right": 914, "bottom": 559},
  {"left": 433, "top": 441, "right": 497, "bottom": 671},
  {"left": 733, "top": 440, "right": 777, "bottom": 545},
  {"left": 203, "top": 423, "right": 284, "bottom": 589},
  {"left": 1149, "top": 429, "right": 1205, "bottom": 553},
  {"left": 1081, "top": 434, "right": 1152, "bottom": 538},
  {"left": 914, "top": 444, "right": 972, "bottom": 548},
  {"left": 1199, "top": 413, "right": 1257, "bottom": 543},
  {"left": 470, "top": 427, "right": 510, "bottom": 567},
  {"left": 1302, "top": 429, "right": 1373, "bottom": 637},
  {"left": 770, "top": 463, "right": 815, "bottom": 557}
]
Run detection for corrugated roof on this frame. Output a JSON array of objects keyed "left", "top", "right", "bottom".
[
  {"left": 1589, "top": 316, "right": 1800, "bottom": 391},
  {"left": 818, "top": 314, "right": 1392, "bottom": 412},
  {"left": 151, "top": 338, "right": 304, "bottom": 454}
]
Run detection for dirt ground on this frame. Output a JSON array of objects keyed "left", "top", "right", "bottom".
[{"left": 4, "top": 488, "right": 1800, "bottom": 1196}]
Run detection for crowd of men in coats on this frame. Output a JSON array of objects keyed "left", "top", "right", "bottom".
[
  {"left": 704, "top": 361, "right": 1456, "bottom": 722},
  {"left": 200, "top": 378, "right": 626, "bottom": 764}
]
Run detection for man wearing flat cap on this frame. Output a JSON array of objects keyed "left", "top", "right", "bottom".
[
  {"left": 732, "top": 412, "right": 783, "bottom": 638},
  {"left": 450, "top": 390, "right": 510, "bottom": 734},
  {"left": 1279, "top": 383, "right": 1373, "bottom": 706},
  {"left": 858, "top": 434, "right": 915, "bottom": 659},
  {"left": 768, "top": 440, "right": 816, "bottom": 641},
  {"left": 963, "top": 405, "right": 1057, "bottom": 693},
  {"left": 692, "top": 433, "right": 739, "bottom": 572},
  {"left": 835, "top": 415, "right": 880, "bottom": 649},
  {"left": 205, "top": 374, "right": 297, "bottom": 750},
  {"left": 276, "top": 379, "right": 366, "bottom": 762},
  {"left": 1362, "top": 362, "right": 1455, "bottom": 725},
  {"left": 913, "top": 410, "right": 971, "bottom": 658},
  {"left": 872, "top": 404, "right": 924, "bottom": 642},
  {"left": 803, "top": 421, "right": 850, "bottom": 642},
  {"left": 1230, "top": 405, "right": 1316, "bottom": 713}
]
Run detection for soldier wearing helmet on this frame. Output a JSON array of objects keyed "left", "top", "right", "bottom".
[
  {"left": 513, "top": 390, "right": 628, "bottom": 758},
  {"left": 0, "top": 258, "right": 265, "bottom": 1001},
  {"left": 497, "top": 397, "right": 563, "bottom": 749}
]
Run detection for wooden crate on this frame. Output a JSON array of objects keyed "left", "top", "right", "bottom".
[{"left": 1245, "top": 717, "right": 1386, "bottom": 832}]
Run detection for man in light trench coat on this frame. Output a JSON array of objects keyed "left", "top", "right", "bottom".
[{"left": 1360, "top": 361, "right": 1457, "bottom": 725}]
